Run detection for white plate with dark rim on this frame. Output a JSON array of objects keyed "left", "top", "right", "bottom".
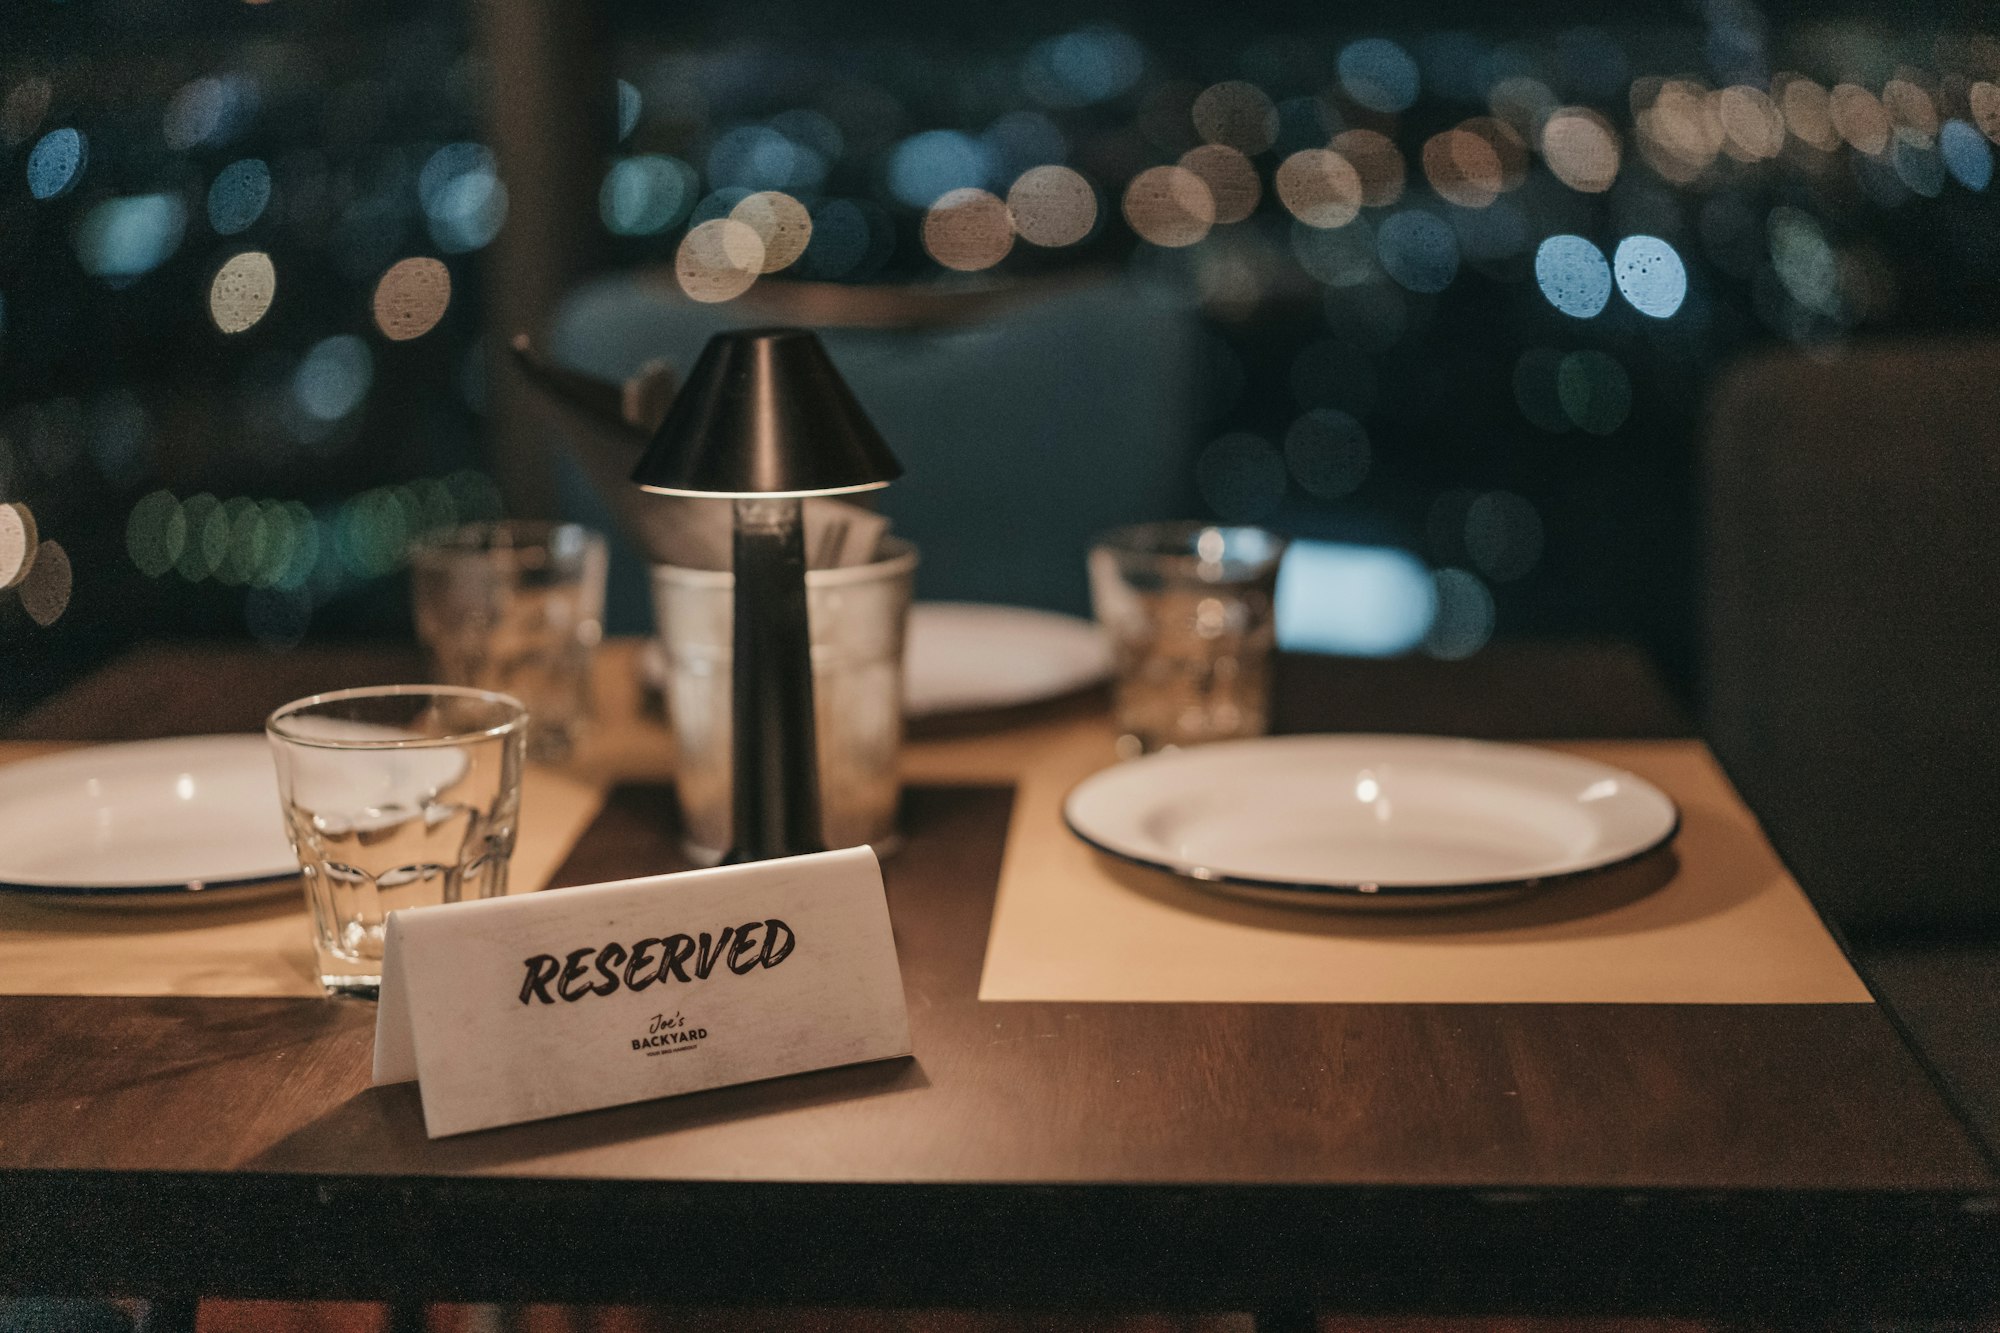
[
  {"left": 0, "top": 736, "right": 300, "bottom": 906},
  {"left": 1063, "top": 734, "right": 1680, "bottom": 907}
]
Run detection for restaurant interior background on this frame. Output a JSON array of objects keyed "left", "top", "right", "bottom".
[{"left": 4, "top": 0, "right": 1997, "bottom": 926}]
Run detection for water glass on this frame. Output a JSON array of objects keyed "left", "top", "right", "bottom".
[
  {"left": 1088, "top": 522, "right": 1288, "bottom": 755},
  {"left": 650, "top": 539, "right": 916, "bottom": 866},
  {"left": 267, "top": 686, "right": 527, "bottom": 996},
  {"left": 410, "top": 521, "right": 607, "bottom": 763}
]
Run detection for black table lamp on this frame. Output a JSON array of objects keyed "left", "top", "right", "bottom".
[{"left": 632, "top": 328, "right": 902, "bottom": 863}]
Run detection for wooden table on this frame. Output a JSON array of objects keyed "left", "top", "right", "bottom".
[{"left": 2, "top": 640, "right": 1996, "bottom": 1323}]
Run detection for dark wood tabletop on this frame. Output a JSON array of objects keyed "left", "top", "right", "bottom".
[{"left": 2, "top": 640, "right": 1996, "bottom": 1322}]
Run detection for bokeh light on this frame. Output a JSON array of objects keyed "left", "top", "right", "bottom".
[
  {"left": 294, "top": 335, "right": 373, "bottom": 421},
  {"left": 1541, "top": 108, "right": 1621, "bottom": 193},
  {"left": 1464, "top": 491, "right": 1543, "bottom": 582},
  {"left": 983, "top": 111, "right": 1067, "bottom": 178},
  {"left": 1192, "top": 82, "right": 1278, "bottom": 155},
  {"left": 1462, "top": 116, "right": 1530, "bottom": 190},
  {"left": 1007, "top": 165, "right": 1096, "bottom": 246},
  {"left": 1275, "top": 542, "right": 1434, "bottom": 658},
  {"left": 1892, "top": 139, "right": 1944, "bottom": 197},
  {"left": 163, "top": 76, "right": 254, "bottom": 151},
  {"left": 1376, "top": 212, "right": 1458, "bottom": 294},
  {"left": 1, "top": 78, "right": 51, "bottom": 147},
  {"left": 1331, "top": 130, "right": 1405, "bottom": 206},
  {"left": 1195, "top": 432, "right": 1286, "bottom": 521},
  {"left": 1716, "top": 86, "right": 1785, "bottom": 161},
  {"left": 1338, "top": 39, "right": 1421, "bottom": 114},
  {"left": 75, "top": 195, "right": 187, "bottom": 281},
  {"left": 1972, "top": 83, "right": 2000, "bottom": 146},
  {"left": 372, "top": 257, "right": 451, "bottom": 340},
  {"left": 1292, "top": 217, "right": 1378, "bottom": 286},
  {"left": 1557, "top": 349, "right": 1631, "bottom": 434},
  {"left": 20, "top": 539, "right": 71, "bottom": 628},
  {"left": 921, "top": 188, "right": 1014, "bottom": 271},
  {"left": 207, "top": 159, "right": 272, "bottom": 235},
  {"left": 1637, "top": 80, "right": 1721, "bottom": 182},
  {"left": 888, "top": 130, "right": 994, "bottom": 208},
  {"left": 1423, "top": 568, "right": 1494, "bottom": 660},
  {"left": 1122, "top": 165, "right": 1214, "bottom": 247},
  {"left": 731, "top": 191, "right": 812, "bottom": 272},
  {"left": 1882, "top": 78, "right": 1938, "bottom": 145},
  {"left": 1767, "top": 206, "right": 1841, "bottom": 318},
  {"left": 617, "top": 79, "right": 642, "bottom": 142},
  {"left": 1612, "top": 235, "right": 1687, "bottom": 317},
  {"left": 1179, "top": 144, "right": 1260, "bottom": 224},
  {"left": 209, "top": 251, "right": 276, "bottom": 334},
  {"left": 1283, "top": 408, "right": 1370, "bottom": 499},
  {"left": 1276, "top": 149, "right": 1362, "bottom": 228},
  {"left": 1490, "top": 76, "right": 1557, "bottom": 138},
  {"left": 1779, "top": 77, "right": 1840, "bottom": 152},
  {"left": 1422, "top": 129, "right": 1504, "bottom": 208},
  {"left": 1535, "top": 234, "right": 1612, "bottom": 318},
  {"left": 176, "top": 493, "right": 226, "bottom": 581},
  {"left": 600, "top": 155, "right": 697, "bottom": 235},
  {"left": 1941, "top": 120, "right": 1993, "bottom": 190},
  {"left": 419, "top": 142, "right": 507, "bottom": 253},
  {"left": 28, "top": 127, "right": 87, "bottom": 200},
  {"left": 1023, "top": 26, "right": 1145, "bottom": 108},
  {"left": 676, "top": 218, "right": 764, "bottom": 302},
  {"left": 1830, "top": 84, "right": 1891, "bottom": 156},
  {"left": 709, "top": 124, "right": 826, "bottom": 194},
  {"left": 0, "top": 502, "right": 35, "bottom": 590},
  {"left": 126, "top": 491, "right": 186, "bottom": 579}
]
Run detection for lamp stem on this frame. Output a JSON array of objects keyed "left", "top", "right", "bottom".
[{"left": 723, "top": 496, "right": 824, "bottom": 863}]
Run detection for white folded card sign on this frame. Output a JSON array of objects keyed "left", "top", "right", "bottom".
[{"left": 372, "top": 845, "right": 912, "bottom": 1138}]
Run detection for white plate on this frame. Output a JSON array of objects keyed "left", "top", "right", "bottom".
[
  {"left": 1064, "top": 734, "right": 1680, "bottom": 905},
  {"left": 903, "top": 602, "right": 1112, "bottom": 718},
  {"left": 0, "top": 736, "right": 299, "bottom": 903}
]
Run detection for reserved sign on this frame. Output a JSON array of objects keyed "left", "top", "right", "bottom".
[{"left": 373, "top": 846, "right": 912, "bottom": 1138}]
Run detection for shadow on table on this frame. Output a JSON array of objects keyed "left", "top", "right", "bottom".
[
  {"left": 246, "top": 1054, "right": 930, "bottom": 1173},
  {"left": 1091, "top": 800, "right": 1770, "bottom": 943}
]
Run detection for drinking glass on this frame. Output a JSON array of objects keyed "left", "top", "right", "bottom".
[
  {"left": 409, "top": 521, "right": 607, "bottom": 763},
  {"left": 267, "top": 686, "right": 527, "bottom": 996},
  {"left": 1088, "top": 522, "right": 1288, "bottom": 755},
  {"left": 650, "top": 538, "right": 916, "bottom": 866}
]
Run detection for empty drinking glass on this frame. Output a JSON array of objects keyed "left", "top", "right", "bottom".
[
  {"left": 410, "top": 522, "right": 607, "bottom": 763},
  {"left": 1088, "top": 522, "right": 1288, "bottom": 755},
  {"left": 267, "top": 686, "right": 527, "bottom": 996}
]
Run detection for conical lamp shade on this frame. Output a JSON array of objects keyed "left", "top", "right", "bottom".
[{"left": 631, "top": 327, "right": 902, "bottom": 497}]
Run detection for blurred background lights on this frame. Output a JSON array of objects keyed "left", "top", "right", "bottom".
[
  {"left": 27, "top": 127, "right": 86, "bottom": 200},
  {"left": 1276, "top": 149, "right": 1362, "bottom": 228},
  {"left": 1375, "top": 211, "right": 1458, "bottom": 294},
  {"left": 616, "top": 79, "right": 641, "bottom": 142},
  {"left": 1274, "top": 541, "right": 1434, "bottom": 658},
  {"left": 1462, "top": 117, "right": 1529, "bottom": 189},
  {"left": 1541, "top": 108, "right": 1621, "bottom": 193},
  {"left": 1882, "top": 79, "right": 1938, "bottom": 145},
  {"left": 1292, "top": 217, "right": 1378, "bottom": 287},
  {"left": 1830, "top": 84, "right": 1891, "bottom": 155},
  {"left": 163, "top": 75, "right": 255, "bottom": 151},
  {"left": 1123, "top": 165, "right": 1214, "bottom": 247},
  {"left": 208, "top": 251, "right": 276, "bottom": 334},
  {"left": 600, "top": 155, "right": 697, "bottom": 236},
  {"left": 418, "top": 142, "right": 506, "bottom": 252},
  {"left": 1612, "top": 235, "right": 1686, "bottom": 317},
  {"left": 1535, "top": 234, "right": 1612, "bottom": 318},
  {"left": 1, "top": 78, "right": 52, "bottom": 147},
  {"left": 20, "top": 539, "right": 71, "bottom": 629},
  {"left": 1716, "top": 86, "right": 1785, "bottom": 161},
  {"left": 372, "top": 257, "right": 451, "bottom": 340},
  {"left": 676, "top": 217, "right": 764, "bottom": 302},
  {"left": 708, "top": 124, "right": 825, "bottom": 194},
  {"left": 983, "top": 111, "right": 1066, "bottom": 178},
  {"left": 0, "top": 503, "right": 34, "bottom": 589},
  {"left": 1338, "top": 39, "right": 1421, "bottom": 114},
  {"left": 293, "top": 335, "right": 373, "bottom": 421},
  {"left": 207, "top": 159, "right": 271, "bottom": 234},
  {"left": 1422, "top": 129, "right": 1504, "bottom": 208},
  {"left": 1332, "top": 130, "right": 1405, "bottom": 207},
  {"left": 1892, "top": 139, "right": 1944, "bottom": 197},
  {"left": 888, "top": 130, "right": 994, "bottom": 209},
  {"left": 731, "top": 191, "right": 812, "bottom": 272},
  {"left": 1191, "top": 82, "right": 1278, "bottom": 155},
  {"left": 1464, "top": 490, "right": 1543, "bottom": 582},
  {"left": 76, "top": 195, "right": 187, "bottom": 281},
  {"left": 921, "top": 188, "right": 1014, "bottom": 271},
  {"left": 1006, "top": 165, "right": 1096, "bottom": 246},
  {"left": 175, "top": 493, "right": 227, "bottom": 581},
  {"left": 1424, "top": 568, "right": 1494, "bottom": 660},
  {"left": 1941, "top": 120, "right": 1993, "bottom": 190},
  {"left": 126, "top": 491, "right": 186, "bottom": 579},
  {"left": 1513, "top": 347, "right": 1571, "bottom": 433},
  {"left": 1767, "top": 206, "right": 1841, "bottom": 318},
  {"left": 1557, "top": 349, "right": 1631, "bottom": 434},
  {"left": 1283, "top": 408, "right": 1370, "bottom": 499},
  {"left": 1024, "top": 26, "right": 1144, "bottom": 107},
  {"left": 1195, "top": 432, "right": 1286, "bottom": 521},
  {"left": 1779, "top": 78, "right": 1840, "bottom": 152},
  {"left": 1179, "top": 144, "right": 1260, "bottom": 224},
  {"left": 1489, "top": 76, "right": 1557, "bottom": 138},
  {"left": 1972, "top": 83, "right": 2000, "bottom": 146}
]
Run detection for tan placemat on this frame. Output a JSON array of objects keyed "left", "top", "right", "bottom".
[
  {"left": 978, "top": 724, "right": 1871, "bottom": 1004},
  {"left": 0, "top": 743, "right": 607, "bottom": 998}
]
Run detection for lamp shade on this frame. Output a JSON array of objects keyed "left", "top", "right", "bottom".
[{"left": 631, "top": 327, "right": 903, "bottom": 498}]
